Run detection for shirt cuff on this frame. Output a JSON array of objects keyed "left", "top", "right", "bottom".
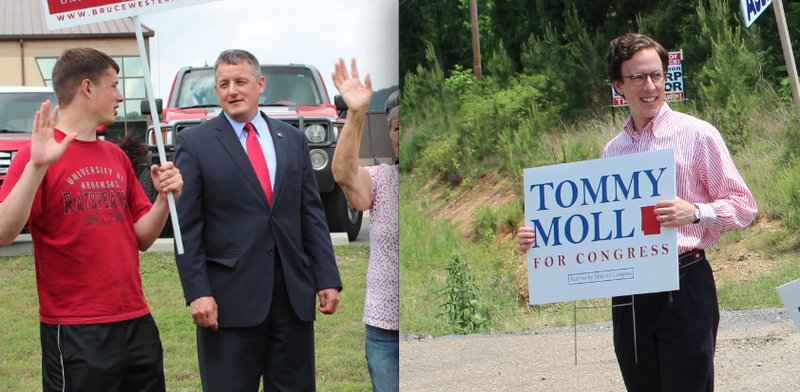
[{"left": 696, "top": 203, "right": 716, "bottom": 228}]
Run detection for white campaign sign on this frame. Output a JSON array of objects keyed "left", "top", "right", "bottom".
[
  {"left": 524, "top": 149, "right": 678, "bottom": 305},
  {"left": 776, "top": 278, "right": 800, "bottom": 332},
  {"left": 42, "top": 0, "right": 218, "bottom": 31},
  {"left": 741, "top": 0, "right": 773, "bottom": 28}
]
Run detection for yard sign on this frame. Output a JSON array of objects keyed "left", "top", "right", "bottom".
[{"left": 523, "top": 149, "right": 678, "bottom": 305}]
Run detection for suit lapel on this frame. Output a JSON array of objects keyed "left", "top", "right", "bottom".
[
  {"left": 215, "top": 115, "right": 271, "bottom": 209},
  {"left": 264, "top": 113, "right": 287, "bottom": 207}
]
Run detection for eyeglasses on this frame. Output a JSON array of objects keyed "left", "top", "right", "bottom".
[{"left": 621, "top": 71, "right": 664, "bottom": 86}]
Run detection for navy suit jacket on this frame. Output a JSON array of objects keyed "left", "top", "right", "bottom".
[{"left": 174, "top": 112, "right": 342, "bottom": 326}]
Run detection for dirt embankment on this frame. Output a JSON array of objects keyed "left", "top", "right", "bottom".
[{"left": 412, "top": 171, "right": 785, "bottom": 301}]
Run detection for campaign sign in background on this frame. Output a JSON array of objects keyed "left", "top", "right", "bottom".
[{"left": 524, "top": 149, "right": 678, "bottom": 305}]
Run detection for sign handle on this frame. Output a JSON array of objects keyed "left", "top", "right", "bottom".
[
  {"left": 133, "top": 16, "right": 184, "bottom": 255},
  {"left": 773, "top": 0, "right": 800, "bottom": 130}
]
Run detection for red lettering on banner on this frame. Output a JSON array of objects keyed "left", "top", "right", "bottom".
[
  {"left": 550, "top": 243, "right": 672, "bottom": 267},
  {"left": 48, "top": 0, "right": 128, "bottom": 15}
]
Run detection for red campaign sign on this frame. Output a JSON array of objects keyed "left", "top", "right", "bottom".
[
  {"left": 47, "top": 0, "right": 128, "bottom": 15},
  {"left": 42, "top": 0, "right": 216, "bottom": 31}
]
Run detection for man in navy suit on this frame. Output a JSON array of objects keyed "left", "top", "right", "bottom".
[{"left": 174, "top": 49, "right": 342, "bottom": 391}]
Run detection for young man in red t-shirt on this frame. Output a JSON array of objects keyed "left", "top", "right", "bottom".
[{"left": 0, "top": 47, "right": 182, "bottom": 391}]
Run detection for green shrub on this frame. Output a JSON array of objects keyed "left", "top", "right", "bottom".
[
  {"left": 440, "top": 253, "right": 488, "bottom": 334},
  {"left": 497, "top": 200, "right": 524, "bottom": 235},
  {"left": 471, "top": 206, "right": 497, "bottom": 242}
]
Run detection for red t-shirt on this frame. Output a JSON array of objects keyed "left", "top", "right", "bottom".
[{"left": 0, "top": 130, "right": 153, "bottom": 325}]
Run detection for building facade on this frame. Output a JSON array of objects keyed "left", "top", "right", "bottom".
[{"left": 0, "top": 0, "right": 155, "bottom": 142}]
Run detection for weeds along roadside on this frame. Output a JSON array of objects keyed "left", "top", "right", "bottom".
[{"left": 400, "top": 176, "right": 613, "bottom": 337}]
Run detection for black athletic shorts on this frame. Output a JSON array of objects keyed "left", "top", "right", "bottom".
[{"left": 40, "top": 313, "right": 166, "bottom": 392}]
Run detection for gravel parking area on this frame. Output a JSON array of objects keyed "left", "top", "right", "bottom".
[{"left": 400, "top": 308, "right": 800, "bottom": 391}]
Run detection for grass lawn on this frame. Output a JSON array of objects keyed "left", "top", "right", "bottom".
[{"left": 0, "top": 245, "right": 372, "bottom": 391}]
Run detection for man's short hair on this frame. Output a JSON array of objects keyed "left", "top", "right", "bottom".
[
  {"left": 385, "top": 90, "right": 399, "bottom": 129},
  {"left": 214, "top": 49, "right": 261, "bottom": 81},
  {"left": 52, "top": 47, "right": 119, "bottom": 108},
  {"left": 605, "top": 33, "right": 668, "bottom": 83}
]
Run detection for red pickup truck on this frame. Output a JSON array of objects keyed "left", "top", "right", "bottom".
[
  {"left": 0, "top": 87, "right": 59, "bottom": 187},
  {"left": 139, "top": 64, "right": 362, "bottom": 240}
]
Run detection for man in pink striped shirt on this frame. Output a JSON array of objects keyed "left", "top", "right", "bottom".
[{"left": 519, "top": 33, "right": 756, "bottom": 391}]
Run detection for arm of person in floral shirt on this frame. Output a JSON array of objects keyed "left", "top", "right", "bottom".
[{"left": 331, "top": 58, "right": 373, "bottom": 211}]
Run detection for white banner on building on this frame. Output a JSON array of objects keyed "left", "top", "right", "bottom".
[
  {"left": 43, "top": 0, "right": 218, "bottom": 31},
  {"left": 523, "top": 149, "right": 678, "bottom": 305}
]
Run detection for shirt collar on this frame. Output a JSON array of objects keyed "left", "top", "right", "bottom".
[
  {"left": 624, "top": 102, "right": 672, "bottom": 138},
  {"left": 225, "top": 111, "right": 267, "bottom": 138}
]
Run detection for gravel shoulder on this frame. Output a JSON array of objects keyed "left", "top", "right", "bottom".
[{"left": 400, "top": 308, "right": 800, "bottom": 391}]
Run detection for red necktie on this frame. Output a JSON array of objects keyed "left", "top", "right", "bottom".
[{"left": 244, "top": 122, "right": 273, "bottom": 205}]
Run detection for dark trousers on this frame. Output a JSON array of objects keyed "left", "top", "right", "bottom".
[
  {"left": 197, "top": 251, "right": 315, "bottom": 392},
  {"left": 612, "top": 258, "right": 719, "bottom": 392},
  {"left": 40, "top": 313, "right": 165, "bottom": 392}
]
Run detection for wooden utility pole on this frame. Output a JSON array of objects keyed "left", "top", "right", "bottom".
[
  {"left": 469, "top": 0, "right": 482, "bottom": 81},
  {"left": 773, "top": 0, "right": 800, "bottom": 128}
]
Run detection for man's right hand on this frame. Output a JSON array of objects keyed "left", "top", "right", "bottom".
[
  {"left": 30, "top": 100, "right": 77, "bottom": 170},
  {"left": 190, "top": 296, "right": 219, "bottom": 330},
  {"left": 517, "top": 226, "right": 536, "bottom": 254}
]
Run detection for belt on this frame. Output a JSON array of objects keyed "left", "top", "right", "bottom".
[{"left": 679, "top": 249, "right": 705, "bottom": 269}]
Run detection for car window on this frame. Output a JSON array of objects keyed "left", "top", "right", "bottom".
[
  {"left": 176, "top": 67, "right": 322, "bottom": 108},
  {"left": 177, "top": 69, "right": 219, "bottom": 108},
  {"left": 261, "top": 68, "right": 321, "bottom": 106},
  {"left": 0, "top": 92, "right": 58, "bottom": 133}
]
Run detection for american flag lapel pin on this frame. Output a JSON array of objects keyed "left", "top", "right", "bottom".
[{"left": 277, "top": 132, "right": 283, "bottom": 138}]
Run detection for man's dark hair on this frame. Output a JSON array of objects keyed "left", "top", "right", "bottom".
[
  {"left": 214, "top": 49, "right": 261, "bottom": 81},
  {"left": 605, "top": 33, "right": 669, "bottom": 83},
  {"left": 52, "top": 47, "right": 119, "bottom": 108}
]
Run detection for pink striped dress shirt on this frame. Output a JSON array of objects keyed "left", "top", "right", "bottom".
[{"left": 603, "top": 104, "right": 757, "bottom": 254}]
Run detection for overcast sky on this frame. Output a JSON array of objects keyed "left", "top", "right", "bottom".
[{"left": 137, "top": 0, "right": 399, "bottom": 100}]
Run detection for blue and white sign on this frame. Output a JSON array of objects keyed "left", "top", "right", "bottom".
[
  {"left": 776, "top": 278, "right": 800, "bottom": 332},
  {"left": 523, "top": 149, "right": 678, "bottom": 305},
  {"left": 741, "top": 0, "right": 773, "bottom": 28}
]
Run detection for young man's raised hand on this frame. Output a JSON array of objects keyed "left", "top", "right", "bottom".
[{"left": 29, "top": 100, "right": 77, "bottom": 170}]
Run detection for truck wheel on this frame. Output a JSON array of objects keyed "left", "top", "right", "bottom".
[
  {"left": 322, "top": 184, "right": 363, "bottom": 242},
  {"left": 138, "top": 169, "right": 174, "bottom": 238}
]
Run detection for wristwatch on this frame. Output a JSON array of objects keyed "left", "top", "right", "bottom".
[{"left": 692, "top": 204, "right": 701, "bottom": 224}]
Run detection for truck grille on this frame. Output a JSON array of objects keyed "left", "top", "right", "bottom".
[{"left": 0, "top": 151, "right": 13, "bottom": 175}]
